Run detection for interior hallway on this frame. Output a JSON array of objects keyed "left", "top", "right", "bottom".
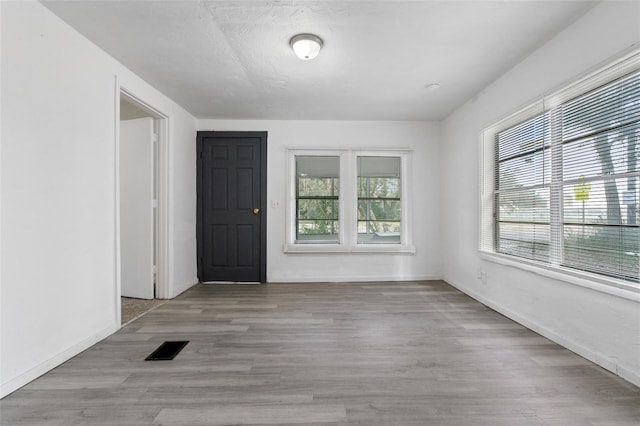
[{"left": 2, "top": 281, "right": 638, "bottom": 425}]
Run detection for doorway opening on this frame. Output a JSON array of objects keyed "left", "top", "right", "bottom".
[{"left": 117, "top": 90, "right": 169, "bottom": 325}]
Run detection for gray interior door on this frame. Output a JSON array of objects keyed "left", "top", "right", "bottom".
[{"left": 197, "top": 131, "right": 267, "bottom": 282}]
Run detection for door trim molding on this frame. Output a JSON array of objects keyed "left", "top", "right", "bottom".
[
  {"left": 196, "top": 131, "right": 268, "bottom": 282},
  {"left": 114, "top": 78, "right": 172, "bottom": 328}
]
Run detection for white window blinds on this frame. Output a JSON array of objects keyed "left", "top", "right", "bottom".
[
  {"left": 560, "top": 70, "right": 639, "bottom": 281},
  {"left": 496, "top": 114, "right": 550, "bottom": 262},
  {"left": 483, "top": 50, "right": 640, "bottom": 285}
]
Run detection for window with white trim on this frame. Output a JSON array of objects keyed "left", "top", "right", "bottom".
[
  {"left": 357, "top": 156, "right": 402, "bottom": 244},
  {"left": 286, "top": 149, "right": 414, "bottom": 253},
  {"left": 295, "top": 155, "right": 340, "bottom": 244},
  {"left": 481, "top": 51, "right": 640, "bottom": 286},
  {"left": 495, "top": 114, "right": 550, "bottom": 262}
]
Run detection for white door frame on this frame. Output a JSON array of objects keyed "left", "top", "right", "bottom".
[{"left": 114, "top": 80, "right": 171, "bottom": 326}]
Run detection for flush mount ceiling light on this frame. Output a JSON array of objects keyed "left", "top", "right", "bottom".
[{"left": 290, "top": 34, "right": 323, "bottom": 60}]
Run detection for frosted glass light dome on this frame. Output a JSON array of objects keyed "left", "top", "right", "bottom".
[{"left": 290, "top": 34, "right": 323, "bottom": 60}]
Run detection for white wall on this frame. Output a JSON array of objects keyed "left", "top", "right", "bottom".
[
  {"left": 0, "top": 1, "right": 197, "bottom": 398},
  {"left": 169, "top": 106, "right": 199, "bottom": 297},
  {"left": 440, "top": 1, "right": 640, "bottom": 386},
  {"left": 198, "top": 120, "right": 442, "bottom": 283}
]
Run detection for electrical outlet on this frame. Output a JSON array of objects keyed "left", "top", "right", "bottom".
[
  {"left": 481, "top": 271, "right": 488, "bottom": 285},
  {"left": 271, "top": 200, "right": 280, "bottom": 208},
  {"left": 477, "top": 268, "right": 483, "bottom": 280}
]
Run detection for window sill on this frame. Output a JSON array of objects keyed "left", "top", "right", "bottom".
[
  {"left": 351, "top": 244, "right": 416, "bottom": 254},
  {"left": 284, "top": 243, "right": 416, "bottom": 254},
  {"left": 479, "top": 250, "right": 640, "bottom": 302}
]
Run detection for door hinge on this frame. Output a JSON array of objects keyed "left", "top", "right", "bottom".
[{"left": 199, "top": 257, "right": 203, "bottom": 264}]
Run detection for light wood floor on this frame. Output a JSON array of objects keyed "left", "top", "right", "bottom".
[{"left": 2, "top": 281, "right": 639, "bottom": 425}]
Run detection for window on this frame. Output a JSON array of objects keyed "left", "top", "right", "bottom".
[
  {"left": 482, "top": 51, "right": 640, "bottom": 286},
  {"left": 357, "top": 156, "right": 401, "bottom": 244},
  {"left": 286, "top": 149, "right": 413, "bottom": 253},
  {"left": 560, "top": 71, "right": 639, "bottom": 281},
  {"left": 295, "top": 156, "right": 340, "bottom": 243},
  {"left": 496, "top": 114, "right": 550, "bottom": 262}
]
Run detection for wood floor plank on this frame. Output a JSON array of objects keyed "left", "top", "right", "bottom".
[
  {"left": 135, "top": 324, "right": 249, "bottom": 334},
  {"left": 153, "top": 404, "right": 347, "bottom": 425},
  {"left": 22, "top": 373, "right": 130, "bottom": 390},
  {"left": 1, "top": 281, "right": 639, "bottom": 425}
]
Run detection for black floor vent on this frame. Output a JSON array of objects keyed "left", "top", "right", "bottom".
[{"left": 145, "top": 341, "right": 189, "bottom": 361}]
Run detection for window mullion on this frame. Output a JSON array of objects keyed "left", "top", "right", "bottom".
[{"left": 342, "top": 151, "right": 353, "bottom": 247}]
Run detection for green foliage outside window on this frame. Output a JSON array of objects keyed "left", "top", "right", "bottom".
[
  {"left": 357, "top": 156, "right": 402, "bottom": 244},
  {"left": 296, "top": 177, "right": 339, "bottom": 240}
]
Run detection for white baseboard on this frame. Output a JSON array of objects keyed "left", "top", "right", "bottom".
[
  {"left": 445, "top": 278, "right": 640, "bottom": 389},
  {"left": 0, "top": 322, "right": 119, "bottom": 399},
  {"left": 267, "top": 275, "right": 443, "bottom": 283}
]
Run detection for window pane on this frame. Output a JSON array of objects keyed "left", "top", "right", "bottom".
[
  {"left": 563, "top": 225, "right": 639, "bottom": 281},
  {"left": 297, "top": 199, "right": 339, "bottom": 220},
  {"left": 563, "top": 179, "right": 639, "bottom": 226},
  {"left": 562, "top": 71, "right": 640, "bottom": 142},
  {"left": 496, "top": 114, "right": 551, "bottom": 262},
  {"left": 498, "top": 188, "right": 549, "bottom": 223},
  {"left": 297, "top": 220, "right": 339, "bottom": 240},
  {"left": 497, "top": 114, "right": 548, "bottom": 161},
  {"left": 298, "top": 177, "right": 339, "bottom": 197},
  {"left": 295, "top": 156, "right": 340, "bottom": 243},
  {"left": 498, "top": 150, "right": 550, "bottom": 189},
  {"left": 357, "top": 156, "right": 401, "bottom": 244},
  {"left": 497, "top": 222, "right": 550, "bottom": 262},
  {"left": 357, "top": 200, "right": 400, "bottom": 221},
  {"left": 561, "top": 74, "right": 639, "bottom": 280},
  {"left": 358, "top": 177, "right": 400, "bottom": 198},
  {"left": 358, "top": 156, "right": 401, "bottom": 177},
  {"left": 296, "top": 156, "right": 339, "bottom": 178},
  {"left": 357, "top": 221, "right": 401, "bottom": 243},
  {"left": 563, "top": 122, "right": 639, "bottom": 181}
]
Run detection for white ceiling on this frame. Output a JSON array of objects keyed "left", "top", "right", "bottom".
[{"left": 41, "top": 0, "right": 597, "bottom": 121}]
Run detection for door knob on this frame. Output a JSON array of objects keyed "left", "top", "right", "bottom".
[{"left": 253, "top": 208, "right": 260, "bottom": 215}]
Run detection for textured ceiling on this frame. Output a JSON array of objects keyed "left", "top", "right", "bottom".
[{"left": 42, "top": 1, "right": 597, "bottom": 120}]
